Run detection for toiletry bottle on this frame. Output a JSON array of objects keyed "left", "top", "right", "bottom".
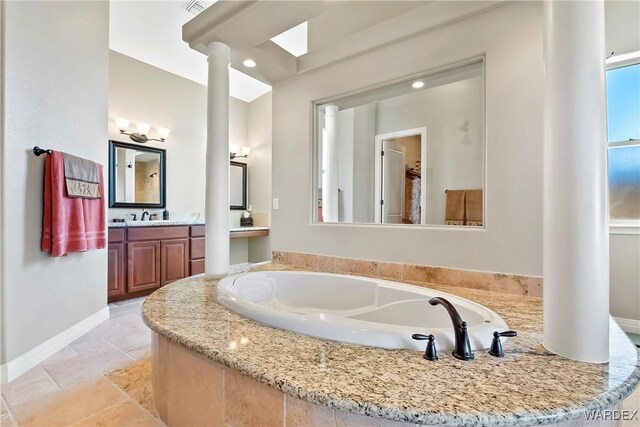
[{"left": 163, "top": 209, "right": 169, "bottom": 220}]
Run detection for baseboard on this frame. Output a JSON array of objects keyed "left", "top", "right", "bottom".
[
  {"left": 0, "top": 306, "right": 110, "bottom": 385},
  {"left": 614, "top": 317, "right": 640, "bottom": 335}
]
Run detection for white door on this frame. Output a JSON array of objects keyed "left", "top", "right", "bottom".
[{"left": 381, "top": 141, "right": 405, "bottom": 223}]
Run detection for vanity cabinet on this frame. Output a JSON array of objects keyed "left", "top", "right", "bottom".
[
  {"left": 161, "top": 238, "right": 190, "bottom": 286},
  {"left": 107, "top": 243, "right": 126, "bottom": 299},
  {"left": 127, "top": 240, "right": 161, "bottom": 292},
  {"left": 107, "top": 226, "right": 191, "bottom": 303},
  {"left": 107, "top": 224, "right": 270, "bottom": 302}
]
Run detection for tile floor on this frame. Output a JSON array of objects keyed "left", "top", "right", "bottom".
[
  {"left": 0, "top": 297, "right": 161, "bottom": 426},
  {"left": 1, "top": 296, "right": 639, "bottom": 427}
]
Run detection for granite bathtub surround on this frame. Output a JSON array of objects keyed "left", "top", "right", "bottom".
[
  {"left": 272, "top": 251, "right": 544, "bottom": 297},
  {"left": 141, "top": 264, "right": 640, "bottom": 427}
]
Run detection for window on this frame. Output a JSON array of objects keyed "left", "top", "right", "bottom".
[{"left": 606, "top": 62, "right": 640, "bottom": 224}]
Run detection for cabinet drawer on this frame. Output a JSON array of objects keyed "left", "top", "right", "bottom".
[
  {"left": 128, "top": 226, "right": 189, "bottom": 241},
  {"left": 108, "top": 228, "right": 126, "bottom": 243},
  {"left": 190, "top": 259, "right": 205, "bottom": 276},
  {"left": 190, "top": 225, "right": 205, "bottom": 237},
  {"left": 190, "top": 237, "right": 205, "bottom": 259}
]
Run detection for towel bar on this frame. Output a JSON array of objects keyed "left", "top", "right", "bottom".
[{"left": 33, "top": 146, "right": 53, "bottom": 156}]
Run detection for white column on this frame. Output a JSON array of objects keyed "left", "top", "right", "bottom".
[
  {"left": 543, "top": 0, "right": 609, "bottom": 363},
  {"left": 323, "top": 105, "right": 339, "bottom": 222},
  {"left": 205, "top": 42, "right": 230, "bottom": 277}
]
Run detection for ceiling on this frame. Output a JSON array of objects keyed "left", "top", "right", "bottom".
[{"left": 109, "top": 1, "right": 272, "bottom": 103}]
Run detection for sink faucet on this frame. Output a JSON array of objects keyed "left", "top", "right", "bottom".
[
  {"left": 429, "top": 297, "right": 474, "bottom": 360},
  {"left": 141, "top": 211, "right": 150, "bottom": 221}
]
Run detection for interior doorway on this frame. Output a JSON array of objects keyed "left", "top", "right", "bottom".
[{"left": 374, "top": 127, "right": 427, "bottom": 224}]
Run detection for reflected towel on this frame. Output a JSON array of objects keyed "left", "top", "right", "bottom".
[
  {"left": 232, "top": 273, "right": 277, "bottom": 303},
  {"left": 42, "top": 151, "right": 106, "bottom": 257},
  {"left": 465, "top": 189, "right": 483, "bottom": 225},
  {"left": 63, "top": 153, "right": 101, "bottom": 198},
  {"left": 445, "top": 190, "right": 465, "bottom": 223}
]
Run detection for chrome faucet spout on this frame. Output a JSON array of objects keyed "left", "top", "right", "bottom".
[{"left": 429, "top": 297, "right": 474, "bottom": 361}]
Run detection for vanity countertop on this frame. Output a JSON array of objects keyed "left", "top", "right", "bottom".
[
  {"left": 142, "top": 263, "right": 640, "bottom": 427},
  {"left": 108, "top": 220, "right": 269, "bottom": 233}
]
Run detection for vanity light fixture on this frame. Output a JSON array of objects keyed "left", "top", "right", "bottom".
[
  {"left": 115, "top": 118, "right": 171, "bottom": 143},
  {"left": 412, "top": 81, "right": 425, "bottom": 89},
  {"left": 242, "top": 59, "right": 257, "bottom": 68},
  {"left": 230, "top": 144, "right": 251, "bottom": 159}
]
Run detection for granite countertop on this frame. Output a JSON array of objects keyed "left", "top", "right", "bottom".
[
  {"left": 141, "top": 263, "right": 640, "bottom": 427},
  {"left": 108, "top": 220, "right": 268, "bottom": 233}
]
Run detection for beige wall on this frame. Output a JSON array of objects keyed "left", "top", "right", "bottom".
[
  {"left": 0, "top": 1, "right": 109, "bottom": 363},
  {"left": 272, "top": 2, "right": 544, "bottom": 276},
  {"left": 108, "top": 50, "right": 248, "bottom": 217},
  {"left": 247, "top": 92, "right": 272, "bottom": 262},
  {"left": 108, "top": 51, "right": 271, "bottom": 263}
]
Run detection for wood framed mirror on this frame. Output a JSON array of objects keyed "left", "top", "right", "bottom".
[{"left": 108, "top": 140, "right": 166, "bottom": 208}]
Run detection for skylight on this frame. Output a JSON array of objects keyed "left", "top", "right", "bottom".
[{"left": 270, "top": 21, "right": 308, "bottom": 57}]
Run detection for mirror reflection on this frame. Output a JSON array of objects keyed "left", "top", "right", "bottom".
[
  {"left": 109, "top": 141, "right": 166, "bottom": 208},
  {"left": 230, "top": 161, "right": 248, "bottom": 210},
  {"left": 314, "top": 59, "right": 484, "bottom": 226}
]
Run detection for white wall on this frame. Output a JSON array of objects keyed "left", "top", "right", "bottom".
[
  {"left": 1, "top": 1, "right": 109, "bottom": 363},
  {"left": 272, "top": 2, "right": 544, "bottom": 276}
]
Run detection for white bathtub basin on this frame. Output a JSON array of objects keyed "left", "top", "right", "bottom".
[{"left": 217, "top": 271, "right": 508, "bottom": 351}]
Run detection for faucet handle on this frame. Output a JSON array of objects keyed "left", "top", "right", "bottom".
[
  {"left": 488, "top": 330, "right": 517, "bottom": 357},
  {"left": 412, "top": 334, "right": 438, "bottom": 361}
]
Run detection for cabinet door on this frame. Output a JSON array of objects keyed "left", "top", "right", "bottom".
[
  {"left": 127, "top": 241, "right": 161, "bottom": 292},
  {"left": 107, "top": 243, "right": 125, "bottom": 299},
  {"left": 161, "top": 238, "right": 189, "bottom": 286}
]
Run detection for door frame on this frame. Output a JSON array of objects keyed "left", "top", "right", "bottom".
[{"left": 374, "top": 127, "right": 427, "bottom": 224}]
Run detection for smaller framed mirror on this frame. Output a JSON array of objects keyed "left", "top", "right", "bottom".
[
  {"left": 109, "top": 140, "right": 166, "bottom": 208},
  {"left": 230, "top": 161, "right": 248, "bottom": 210}
]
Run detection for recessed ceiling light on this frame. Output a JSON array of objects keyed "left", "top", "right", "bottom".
[
  {"left": 412, "top": 81, "right": 425, "bottom": 89},
  {"left": 243, "top": 59, "right": 256, "bottom": 68}
]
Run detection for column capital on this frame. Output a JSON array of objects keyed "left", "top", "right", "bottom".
[{"left": 207, "top": 41, "right": 230, "bottom": 59}]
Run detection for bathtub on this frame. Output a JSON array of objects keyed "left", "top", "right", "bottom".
[{"left": 217, "top": 271, "right": 508, "bottom": 352}]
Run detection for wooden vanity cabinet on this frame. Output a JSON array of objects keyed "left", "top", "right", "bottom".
[{"left": 107, "top": 226, "right": 191, "bottom": 303}]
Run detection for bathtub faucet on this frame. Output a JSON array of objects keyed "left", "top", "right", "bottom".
[{"left": 429, "top": 297, "right": 474, "bottom": 361}]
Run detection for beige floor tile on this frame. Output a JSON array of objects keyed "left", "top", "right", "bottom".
[
  {"left": 42, "top": 341, "right": 133, "bottom": 387},
  {"left": 1, "top": 396, "right": 17, "bottom": 427},
  {"left": 39, "top": 345, "right": 78, "bottom": 365},
  {"left": 71, "top": 400, "right": 161, "bottom": 427},
  {"left": 127, "top": 344, "right": 152, "bottom": 359},
  {"left": 1, "top": 366, "right": 59, "bottom": 407},
  {"left": 106, "top": 358, "right": 157, "bottom": 417},
  {"left": 104, "top": 327, "right": 151, "bottom": 353},
  {"left": 10, "top": 378, "right": 126, "bottom": 426}
]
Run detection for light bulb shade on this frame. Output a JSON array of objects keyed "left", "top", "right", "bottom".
[
  {"left": 157, "top": 127, "right": 171, "bottom": 140},
  {"left": 137, "top": 123, "right": 151, "bottom": 135},
  {"left": 230, "top": 144, "right": 240, "bottom": 154},
  {"left": 115, "top": 118, "right": 131, "bottom": 131},
  {"left": 240, "top": 146, "right": 252, "bottom": 155}
]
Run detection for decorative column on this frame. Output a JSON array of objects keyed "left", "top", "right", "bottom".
[
  {"left": 205, "top": 42, "right": 230, "bottom": 277},
  {"left": 323, "top": 105, "right": 339, "bottom": 222},
  {"left": 543, "top": 0, "right": 609, "bottom": 363}
]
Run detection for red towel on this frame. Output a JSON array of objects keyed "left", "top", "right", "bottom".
[{"left": 41, "top": 151, "right": 106, "bottom": 257}]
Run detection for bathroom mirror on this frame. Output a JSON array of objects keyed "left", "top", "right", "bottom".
[
  {"left": 312, "top": 58, "right": 485, "bottom": 226},
  {"left": 230, "top": 161, "right": 248, "bottom": 210},
  {"left": 108, "top": 140, "right": 166, "bottom": 208}
]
